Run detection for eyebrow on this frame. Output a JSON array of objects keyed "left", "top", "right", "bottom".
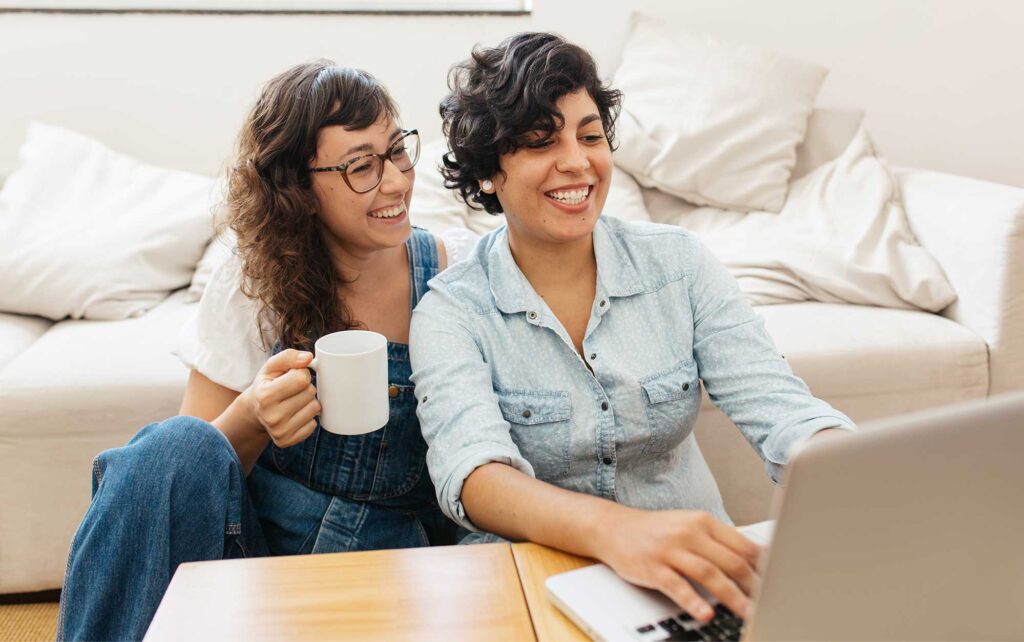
[
  {"left": 338, "top": 127, "right": 404, "bottom": 159},
  {"left": 529, "top": 113, "right": 602, "bottom": 135}
]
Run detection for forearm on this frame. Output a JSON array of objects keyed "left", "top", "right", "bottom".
[
  {"left": 462, "top": 462, "right": 625, "bottom": 560},
  {"left": 211, "top": 394, "right": 270, "bottom": 475}
]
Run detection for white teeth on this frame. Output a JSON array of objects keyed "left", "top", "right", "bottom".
[
  {"left": 546, "top": 187, "right": 590, "bottom": 205},
  {"left": 368, "top": 204, "right": 405, "bottom": 219}
]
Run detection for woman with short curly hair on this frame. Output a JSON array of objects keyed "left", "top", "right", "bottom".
[
  {"left": 59, "top": 60, "right": 470, "bottom": 641},
  {"left": 410, "top": 32, "right": 855, "bottom": 626}
]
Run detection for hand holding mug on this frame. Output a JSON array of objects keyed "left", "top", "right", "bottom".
[{"left": 245, "top": 349, "right": 322, "bottom": 448}]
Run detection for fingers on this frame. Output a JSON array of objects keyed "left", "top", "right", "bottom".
[
  {"left": 259, "top": 349, "right": 313, "bottom": 379},
  {"left": 687, "top": 536, "right": 758, "bottom": 596},
  {"left": 666, "top": 550, "right": 750, "bottom": 622},
  {"left": 652, "top": 569, "right": 716, "bottom": 623},
  {"left": 255, "top": 363, "right": 313, "bottom": 408},
  {"left": 704, "top": 515, "right": 764, "bottom": 569},
  {"left": 271, "top": 398, "right": 322, "bottom": 448},
  {"left": 259, "top": 382, "right": 318, "bottom": 429}
]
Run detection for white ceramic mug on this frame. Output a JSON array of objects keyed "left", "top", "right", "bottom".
[{"left": 308, "top": 330, "right": 389, "bottom": 435}]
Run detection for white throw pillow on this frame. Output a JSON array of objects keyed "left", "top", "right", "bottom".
[
  {"left": 659, "top": 125, "right": 957, "bottom": 312},
  {"left": 0, "top": 122, "right": 217, "bottom": 320},
  {"left": 791, "top": 108, "right": 865, "bottom": 180},
  {"left": 613, "top": 14, "right": 828, "bottom": 213}
]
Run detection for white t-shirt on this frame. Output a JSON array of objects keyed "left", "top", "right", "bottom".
[{"left": 174, "top": 228, "right": 479, "bottom": 392}]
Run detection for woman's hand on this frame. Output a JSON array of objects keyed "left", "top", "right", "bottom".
[
  {"left": 595, "top": 506, "right": 763, "bottom": 623},
  {"left": 240, "top": 349, "right": 321, "bottom": 448}
]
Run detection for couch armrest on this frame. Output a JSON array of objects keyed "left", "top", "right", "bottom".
[{"left": 897, "top": 168, "right": 1024, "bottom": 394}]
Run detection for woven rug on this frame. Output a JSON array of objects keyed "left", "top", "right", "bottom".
[{"left": 0, "top": 602, "right": 59, "bottom": 641}]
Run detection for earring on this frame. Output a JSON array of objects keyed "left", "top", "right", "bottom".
[{"left": 480, "top": 179, "right": 494, "bottom": 193}]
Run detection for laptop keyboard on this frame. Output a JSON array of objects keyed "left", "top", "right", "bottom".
[{"left": 634, "top": 604, "right": 744, "bottom": 641}]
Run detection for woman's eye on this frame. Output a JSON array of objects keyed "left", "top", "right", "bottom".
[
  {"left": 390, "top": 146, "right": 409, "bottom": 159},
  {"left": 527, "top": 139, "right": 554, "bottom": 149},
  {"left": 581, "top": 134, "right": 605, "bottom": 144},
  {"left": 350, "top": 162, "right": 374, "bottom": 175}
]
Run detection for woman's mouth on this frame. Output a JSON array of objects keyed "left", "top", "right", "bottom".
[
  {"left": 544, "top": 185, "right": 593, "bottom": 211},
  {"left": 367, "top": 203, "right": 407, "bottom": 223}
]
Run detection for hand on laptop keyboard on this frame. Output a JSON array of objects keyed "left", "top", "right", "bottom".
[{"left": 594, "top": 506, "right": 762, "bottom": 623}]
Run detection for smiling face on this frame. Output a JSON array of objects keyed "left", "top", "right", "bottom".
[
  {"left": 309, "top": 116, "right": 414, "bottom": 255},
  {"left": 486, "top": 89, "right": 613, "bottom": 250}
]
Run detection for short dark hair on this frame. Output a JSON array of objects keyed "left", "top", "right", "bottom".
[{"left": 439, "top": 32, "right": 622, "bottom": 215}]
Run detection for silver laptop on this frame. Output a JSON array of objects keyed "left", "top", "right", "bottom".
[{"left": 546, "top": 392, "right": 1024, "bottom": 641}]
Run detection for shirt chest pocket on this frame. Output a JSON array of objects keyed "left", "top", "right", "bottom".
[
  {"left": 497, "top": 390, "right": 572, "bottom": 480},
  {"left": 639, "top": 360, "right": 701, "bottom": 454}
]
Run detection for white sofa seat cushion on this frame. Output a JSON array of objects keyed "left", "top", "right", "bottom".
[
  {"left": 0, "top": 291, "right": 194, "bottom": 592},
  {"left": 0, "top": 312, "right": 51, "bottom": 366},
  {"left": 0, "top": 291, "right": 194, "bottom": 437},
  {"left": 755, "top": 302, "right": 989, "bottom": 402}
]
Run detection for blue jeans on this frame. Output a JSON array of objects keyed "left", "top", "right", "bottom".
[{"left": 57, "top": 417, "right": 454, "bottom": 641}]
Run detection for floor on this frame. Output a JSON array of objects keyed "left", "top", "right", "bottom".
[{"left": 0, "top": 601, "right": 59, "bottom": 641}]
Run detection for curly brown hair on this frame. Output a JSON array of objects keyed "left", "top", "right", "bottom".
[
  {"left": 226, "top": 60, "right": 398, "bottom": 351},
  {"left": 440, "top": 32, "right": 622, "bottom": 214}
]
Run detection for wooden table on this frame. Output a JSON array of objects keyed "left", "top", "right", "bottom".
[
  {"left": 145, "top": 543, "right": 538, "bottom": 641},
  {"left": 511, "top": 543, "right": 595, "bottom": 641}
]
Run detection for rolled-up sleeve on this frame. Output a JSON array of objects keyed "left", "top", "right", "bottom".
[
  {"left": 409, "top": 288, "right": 535, "bottom": 531},
  {"left": 688, "top": 239, "right": 856, "bottom": 483}
]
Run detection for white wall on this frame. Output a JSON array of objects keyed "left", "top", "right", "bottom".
[{"left": 2, "top": 0, "right": 1022, "bottom": 186}]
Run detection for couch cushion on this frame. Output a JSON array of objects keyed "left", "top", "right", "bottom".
[
  {"left": 0, "top": 312, "right": 51, "bottom": 366},
  {"left": 0, "top": 290, "right": 196, "bottom": 592},
  {"left": 754, "top": 302, "right": 988, "bottom": 402},
  {"left": 0, "top": 290, "right": 195, "bottom": 438}
]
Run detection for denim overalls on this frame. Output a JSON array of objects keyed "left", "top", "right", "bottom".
[
  {"left": 251, "top": 226, "right": 453, "bottom": 553},
  {"left": 58, "top": 227, "right": 454, "bottom": 641}
]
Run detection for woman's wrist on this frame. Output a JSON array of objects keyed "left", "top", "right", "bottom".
[
  {"left": 577, "top": 497, "right": 635, "bottom": 561},
  {"left": 213, "top": 390, "right": 270, "bottom": 472}
]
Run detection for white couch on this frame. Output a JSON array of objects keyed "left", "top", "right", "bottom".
[{"left": 2, "top": 147, "right": 1021, "bottom": 593}]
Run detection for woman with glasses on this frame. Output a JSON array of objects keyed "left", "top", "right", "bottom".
[
  {"left": 58, "top": 60, "right": 471, "bottom": 641},
  {"left": 409, "top": 33, "right": 855, "bottom": 627}
]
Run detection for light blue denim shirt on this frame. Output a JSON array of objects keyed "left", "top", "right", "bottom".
[{"left": 409, "top": 216, "right": 855, "bottom": 531}]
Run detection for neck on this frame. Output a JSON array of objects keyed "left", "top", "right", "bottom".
[
  {"left": 507, "top": 227, "right": 596, "bottom": 292},
  {"left": 321, "top": 231, "right": 407, "bottom": 294}
]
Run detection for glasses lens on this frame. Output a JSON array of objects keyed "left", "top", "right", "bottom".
[
  {"left": 389, "top": 131, "right": 420, "bottom": 172},
  {"left": 344, "top": 154, "right": 384, "bottom": 193}
]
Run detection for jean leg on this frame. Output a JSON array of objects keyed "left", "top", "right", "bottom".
[{"left": 57, "top": 416, "right": 266, "bottom": 641}]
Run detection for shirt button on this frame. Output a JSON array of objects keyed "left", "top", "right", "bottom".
[
  {"left": 601, "top": 401, "right": 609, "bottom": 411},
  {"left": 522, "top": 409, "right": 532, "bottom": 419},
  {"left": 682, "top": 383, "right": 690, "bottom": 391},
  {"left": 388, "top": 384, "right": 400, "bottom": 398},
  {"left": 527, "top": 311, "right": 538, "bottom": 320},
  {"left": 602, "top": 456, "right": 613, "bottom": 465},
  {"left": 589, "top": 352, "right": 597, "bottom": 360},
  {"left": 599, "top": 299, "right": 607, "bottom": 307}
]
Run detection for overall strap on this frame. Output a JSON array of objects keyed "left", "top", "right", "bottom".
[{"left": 406, "top": 226, "right": 440, "bottom": 309}]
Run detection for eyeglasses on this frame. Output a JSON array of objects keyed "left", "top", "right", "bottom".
[{"left": 310, "top": 129, "right": 420, "bottom": 194}]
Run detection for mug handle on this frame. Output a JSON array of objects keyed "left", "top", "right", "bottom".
[{"left": 308, "top": 357, "right": 318, "bottom": 373}]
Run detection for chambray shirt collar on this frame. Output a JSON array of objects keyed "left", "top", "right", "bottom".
[{"left": 486, "top": 217, "right": 646, "bottom": 315}]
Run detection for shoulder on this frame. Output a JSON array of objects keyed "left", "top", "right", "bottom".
[
  {"left": 418, "top": 227, "right": 504, "bottom": 317},
  {"left": 598, "top": 216, "right": 706, "bottom": 285},
  {"left": 603, "top": 215, "right": 700, "bottom": 252}
]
